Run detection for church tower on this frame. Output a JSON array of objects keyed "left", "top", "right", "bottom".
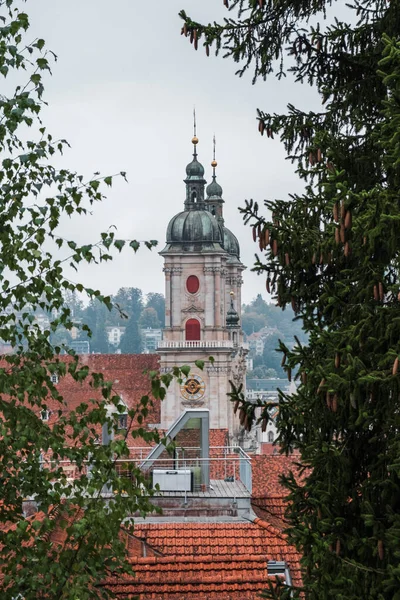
[{"left": 159, "top": 126, "right": 246, "bottom": 440}]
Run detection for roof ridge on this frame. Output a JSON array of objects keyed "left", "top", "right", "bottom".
[
  {"left": 129, "top": 554, "right": 270, "bottom": 565},
  {"left": 253, "top": 517, "right": 289, "bottom": 542}
]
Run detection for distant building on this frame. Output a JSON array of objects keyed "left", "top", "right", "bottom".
[
  {"left": 141, "top": 328, "right": 162, "bottom": 353},
  {"left": 106, "top": 326, "right": 126, "bottom": 347},
  {"left": 70, "top": 340, "right": 90, "bottom": 355},
  {"left": 34, "top": 312, "right": 50, "bottom": 332},
  {"left": 245, "top": 356, "right": 253, "bottom": 371},
  {"left": 247, "top": 332, "right": 265, "bottom": 355},
  {"left": 247, "top": 378, "right": 289, "bottom": 394}
]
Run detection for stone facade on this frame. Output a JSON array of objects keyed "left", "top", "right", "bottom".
[{"left": 158, "top": 136, "right": 246, "bottom": 441}]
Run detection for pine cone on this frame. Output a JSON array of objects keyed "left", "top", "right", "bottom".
[
  {"left": 393, "top": 357, "right": 399, "bottom": 376},
  {"left": 340, "top": 223, "right": 345, "bottom": 243},
  {"left": 378, "top": 539, "right": 384, "bottom": 561},
  {"left": 326, "top": 391, "right": 332, "bottom": 409}
]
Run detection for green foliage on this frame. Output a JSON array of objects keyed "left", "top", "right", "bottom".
[
  {"left": 241, "top": 311, "right": 268, "bottom": 335},
  {"left": 145, "top": 292, "right": 165, "bottom": 328},
  {"left": 138, "top": 307, "right": 161, "bottom": 330},
  {"left": 119, "top": 317, "right": 142, "bottom": 354},
  {"left": 181, "top": 1, "right": 400, "bottom": 598},
  {"left": 0, "top": 2, "right": 172, "bottom": 597}
]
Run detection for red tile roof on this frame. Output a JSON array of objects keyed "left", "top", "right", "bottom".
[
  {"left": 106, "top": 555, "right": 276, "bottom": 599},
  {"left": 251, "top": 453, "right": 304, "bottom": 497},
  {"left": 51, "top": 354, "right": 161, "bottom": 425},
  {"left": 104, "top": 518, "right": 302, "bottom": 598},
  {"left": 1, "top": 354, "right": 162, "bottom": 458},
  {"left": 209, "top": 428, "right": 229, "bottom": 448},
  {"left": 126, "top": 520, "right": 302, "bottom": 594},
  {"left": 252, "top": 497, "right": 288, "bottom": 530}
]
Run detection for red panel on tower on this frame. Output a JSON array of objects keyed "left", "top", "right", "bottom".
[
  {"left": 186, "top": 275, "right": 200, "bottom": 294},
  {"left": 185, "top": 319, "right": 200, "bottom": 341}
]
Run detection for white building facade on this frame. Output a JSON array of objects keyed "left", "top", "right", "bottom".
[{"left": 158, "top": 134, "right": 247, "bottom": 441}]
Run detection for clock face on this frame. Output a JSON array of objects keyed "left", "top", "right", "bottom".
[{"left": 181, "top": 373, "right": 206, "bottom": 401}]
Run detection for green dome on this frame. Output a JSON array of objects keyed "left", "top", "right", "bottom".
[
  {"left": 206, "top": 176, "right": 223, "bottom": 198},
  {"left": 166, "top": 209, "right": 223, "bottom": 249},
  {"left": 226, "top": 302, "right": 240, "bottom": 328},
  {"left": 186, "top": 156, "right": 205, "bottom": 179},
  {"left": 223, "top": 226, "right": 240, "bottom": 258}
]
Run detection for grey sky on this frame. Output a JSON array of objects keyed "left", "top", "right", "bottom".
[{"left": 27, "top": 0, "right": 319, "bottom": 304}]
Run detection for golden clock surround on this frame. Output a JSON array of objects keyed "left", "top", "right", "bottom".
[{"left": 181, "top": 373, "right": 206, "bottom": 401}]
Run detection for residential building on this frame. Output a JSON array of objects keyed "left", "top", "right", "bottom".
[
  {"left": 106, "top": 326, "right": 126, "bottom": 347},
  {"left": 141, "top": 327, "right": 162, "bottom": 353}
]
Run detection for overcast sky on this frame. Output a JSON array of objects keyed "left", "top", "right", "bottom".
[{"left": 27, "top": 0, "right": 320, "bottom": 305}]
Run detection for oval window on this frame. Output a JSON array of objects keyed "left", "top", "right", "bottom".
[{"left": 186, "top": 275, "right": 199, "bottom": 294}]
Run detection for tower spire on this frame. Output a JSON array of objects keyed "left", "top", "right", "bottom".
[
  {"left": 192, "top": 108, "right": 198, "bottom": 156},
  {"left": 212, "top": 134, "right": 217, "bottom": 177},
  {"left": 184, "top": 109, "right": 206, "bottom": 210},
  {"left": 206, "top": 134, "right": 224, "bottom": 220}
]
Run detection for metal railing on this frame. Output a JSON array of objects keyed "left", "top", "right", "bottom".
[
  {"left": 46, "top": 446, "right": 252, "bottom": 494},
  {"left": 118, "top": 446, "right": 252, "bottom": 494},
  {"left": 158, "top": 340, "right": 234, "bottom": 349}
]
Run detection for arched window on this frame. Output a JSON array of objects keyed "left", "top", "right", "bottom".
[
  {"left": 267, "top": 431, "right": 274, "bottom": 443},
  {"left": 186, "top": 275, "right": 199, "bottom": 294},
  {"left": 191, "top": 190, "right": 197, "bottom": 202},
  {"left": 185, "top": 318, "right": 200, "bottom": 341}
]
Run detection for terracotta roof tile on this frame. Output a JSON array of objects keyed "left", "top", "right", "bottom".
[
  {"left": 252, "top": 496, "right": 288, "bottom": 529},
  {"left": 105, "top": 554, "right": 274, "bottom": 599},
  {"left": 251, "top": 453, "right": 304, "bottom": 497},
  {"left": 127, "top": 520, "right": 302, "bottom": 594}
]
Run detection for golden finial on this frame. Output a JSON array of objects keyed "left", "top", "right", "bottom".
[
  {"left": 211, "top": 135, "right": 217, "bottom": 169},
  {"left": 230, "top": 290, "right": 235, "bottom": 297},
  {"left": 192, "top": 108, "right": 198, "bottom": 145}
]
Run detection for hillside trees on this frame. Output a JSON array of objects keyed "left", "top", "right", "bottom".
[
  {"left": 120, "top": 288, "right": 143, "bottom": 353},
  {"left": 0, "top": 2, "right": 176, "bottom": 598},
  {"left": 180, "top": 1, "right": 400, "bottom": 598},
  {"left": 146, "top": 292, "right": 165, "bottom": 327}
]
